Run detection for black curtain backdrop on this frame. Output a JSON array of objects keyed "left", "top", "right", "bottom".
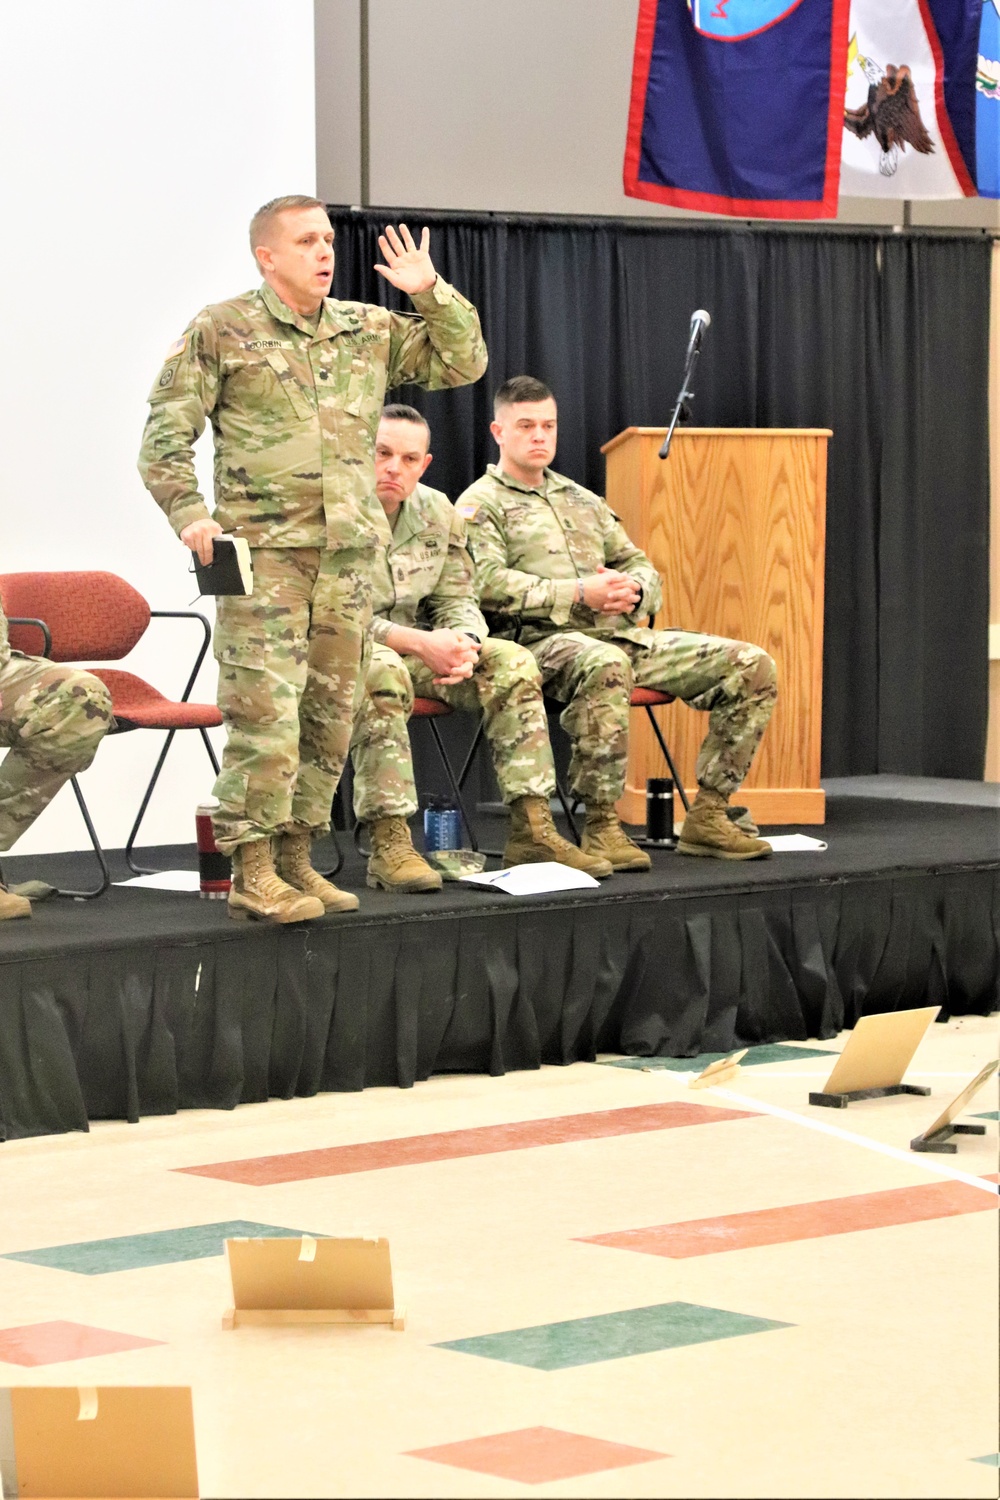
[{"left": 328, "top": 209, "right": 992, "bottom": 780}]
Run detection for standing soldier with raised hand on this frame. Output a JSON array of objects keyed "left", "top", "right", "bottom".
[{"left": 138, "top": 197, "right": 487, "bottom": 922}]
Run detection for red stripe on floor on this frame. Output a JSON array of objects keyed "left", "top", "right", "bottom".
[
  {"left": 176, "top": 1102, "right": 754, "bottom": 1185},
  {"left": 580, "top": 1178, "right": 1000, "bottom": 1259}
]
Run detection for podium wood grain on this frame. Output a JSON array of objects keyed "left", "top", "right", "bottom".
[{"left": 602, "top": 428, "right": 830, "bottom": 826}]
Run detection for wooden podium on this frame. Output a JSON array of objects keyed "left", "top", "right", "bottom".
[{"left": 603, "top": 427, "right": 830, "bottom": 826}]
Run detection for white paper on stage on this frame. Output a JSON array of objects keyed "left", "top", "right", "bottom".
[
  {"left": 459, "top": 862, "right": 600, "bottom": 895},
  {"left": 115, "top": 870, "right": 202, "bottom": 892},
  {"left": 766, "top": 835, "right": 828, "bottom": 852}
]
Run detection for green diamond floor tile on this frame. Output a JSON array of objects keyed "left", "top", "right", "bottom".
[
  {"left": 972, "top": 1111, "right": 999, "bottom": 1121},
  {"left": 972, "top": 1454, "right": 1000, "bottom": 1467},
  {"left": 600, "top": 1043, "right": 837, "bottom": 1072},
  {"left": 2, "top": 1222, "right": 317, "bottom": 1275},
  {"left": 435, "top": 1301, "right": 792, "bottom": 1370}
]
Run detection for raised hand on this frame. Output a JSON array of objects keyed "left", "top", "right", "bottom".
[{"left": 374, "top": 224, "right": 437, "bottom": 296}]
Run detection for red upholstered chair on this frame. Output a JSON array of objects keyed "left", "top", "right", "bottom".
[{"left": 0, "top": 571, "right": 222, "bottom": 897}]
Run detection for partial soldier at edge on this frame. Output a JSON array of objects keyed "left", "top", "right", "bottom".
[{"left": 0, "top": 603, "right": 113, "bottom": 918}]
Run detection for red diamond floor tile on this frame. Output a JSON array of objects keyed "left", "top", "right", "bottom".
[
  {"left": 0, "top": 1321, "right": 164, "bottom": 1367},
  {"left": 405, "top": 1426, "right": 668, "bottom": 1484}
]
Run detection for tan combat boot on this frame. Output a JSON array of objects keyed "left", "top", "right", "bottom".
[
  {"left": 227, "top": 838, "right": 326, "bottom": 923},
  {"left": 582, "top": 803, "right": 652, "bottom": 872},
  {"left": 366, "top": 817, "right": 443, "bottom": 893},
  {"left": 0, "top": 883, "right": 31, "bottom": 920},
  {"left": 504, "top": 796, "right": 613, "bottom": 879},
  {"left": 277, "top": 827, "right": 359, "bottom": 912},
  {"left": 677, "top": 788, "right": 772, "bottom": 860}
]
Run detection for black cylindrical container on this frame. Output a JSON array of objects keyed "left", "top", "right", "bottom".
[{"left": 645, "top": 777, "right": 676, "bottom": 848}]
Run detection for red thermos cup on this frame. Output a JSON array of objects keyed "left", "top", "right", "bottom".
[{"left": 195, "top": 801, "right": 231, "bottom": 899}]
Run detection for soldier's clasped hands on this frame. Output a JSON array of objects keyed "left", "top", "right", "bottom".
[
  {"left": 375, "top": 224, "right": 437, "bottom": 296},
  {"left": 412, "top": 628, "right": 481, "bottom": 685},
  {"left": 580, "top": 565, "right": 643, "bottom": 615}
]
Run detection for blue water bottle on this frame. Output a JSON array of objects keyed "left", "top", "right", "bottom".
[{"left": 423, "top": 795, "right": 463, "bottom": 851}]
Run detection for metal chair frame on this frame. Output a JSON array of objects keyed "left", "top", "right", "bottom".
[
  {"left": 454, "top": 691, "right": 690, "bottom": 847},
  {"left": 353, "top": 699, "right": 484, "bottom": 859},
  {"left": 6, "top": 609, "right": 219, "bottom": 898}
]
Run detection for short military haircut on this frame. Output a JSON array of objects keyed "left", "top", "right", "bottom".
[
  {"left": 381, "top": 403, "right": 430, "bottom": 435},
  {"left": 494, "top": 375, "right": 555, "bottom": 414},
  {"left": 249, "top": 195, "right": 327, "bottom": 255}
]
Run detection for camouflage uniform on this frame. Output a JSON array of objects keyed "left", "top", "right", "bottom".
[
  {"left": 459, "top": 465, "right": 776, "bottom": 805},
  {"left": 0, "top": 605, "right": 113, "bottom": 851},
  {"left": 351, "top": 482, "right": 554, "bottom": 821},
  {"left": 137, "top": 278, "right": 487, "bottom": 853}
]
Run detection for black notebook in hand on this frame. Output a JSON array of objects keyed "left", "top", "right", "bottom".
[{"left": 193, "top": 535, "right": 253, "bottom": 596}]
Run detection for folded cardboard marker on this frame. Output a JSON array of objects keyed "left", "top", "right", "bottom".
[
  {"left": 223, "top": 1235, "right": 405, "bottom": 1330},
  {"left": 0, "top": 1385, "right": 198, "bottom": 1498}
]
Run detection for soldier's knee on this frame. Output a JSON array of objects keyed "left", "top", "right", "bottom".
[
  {"left": 58, "top": 671, "right": 114, "bottom": 739},
  {"left": 746, "top": 648, "right": 777, "bottom": 698},
  {"left": 485, "top": 641, "right": 540, "bottom": 687},
  {"left": 578, "top": 643, "right": 633, "bottom": 697},
  {"left": 368, "top": 659, "right": 414, "bottom": 714}
]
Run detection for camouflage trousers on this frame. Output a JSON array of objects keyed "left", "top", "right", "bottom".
[
  {"left": 531, "top": 629, "right": 777, "bottom": 804},
  {"left": 211, "top": 547, "right": 372, "bottom": 853},
  {"left": 0, "top": 652, "right": 113, "bottom": 852},
  {"left": 351, "top": 638, "right": 556, "bottom": 822}
]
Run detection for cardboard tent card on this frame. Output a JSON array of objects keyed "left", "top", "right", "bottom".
[
  {"left": 910, "top": 1058, "right": 999, "bottom": 1153},
  {"left": 0, "top": 1386, "right": 198, "bottom": 1498},
  {"left": 809, "top": 1006, "right": 939, "bottom": 1107},
  {"left": 223, "top": 1235, "right": 404, "bottom": 1330}
]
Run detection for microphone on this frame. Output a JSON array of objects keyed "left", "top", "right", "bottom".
[
  {"left": 659, "top": 309, "right": 712, "bottom": 460},
  {"left": 686, "top": 308, "right": 711, "bottom": 353}
]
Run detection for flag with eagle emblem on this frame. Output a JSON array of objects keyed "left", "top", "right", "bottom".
[
  {"left": 623, "top": 0, "right": 852, "bottom": 218},
  {"left": 625, "top": 1, "right": 987, "bottom": 215},
  {"left": 840, "top": 0, "right": 981, "bottom": 197}
]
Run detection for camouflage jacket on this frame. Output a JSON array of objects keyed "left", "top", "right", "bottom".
[
  {"left": 457, "top": 465, "right": 662, "bottom": 646},
  {"left": 137, "top": 278, "right": 487, "bottom": 552},
  {"left": 370, "top": 482, "right": 487, "bottom": 647}
]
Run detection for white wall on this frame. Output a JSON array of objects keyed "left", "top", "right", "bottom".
[{"left": 0, "top": 0, "right": 316, "bottom": 854}]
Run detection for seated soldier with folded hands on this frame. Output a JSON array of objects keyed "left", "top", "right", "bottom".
[
  {"left": 458, "top": 376, "right": 777, "bottom": 866},
  {"left": 349, "top": 405, "right": 611, "bottom": 890}
]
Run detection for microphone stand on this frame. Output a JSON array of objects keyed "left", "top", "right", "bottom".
[{"left": 659, "top": 323, "right": 706, "bottom": 461}]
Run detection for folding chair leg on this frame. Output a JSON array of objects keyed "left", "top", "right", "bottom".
[
  {"left": 426, "top": 718, "right": 479, "bottom": 854},
  {"left": 125, "top": 728, "right": 220, "bottom": 875},
  {"left": 316, "top": 824, "right": 345, "bottom": 879},
  {"left": 644, "top": 705, "right": 691, "bottom": 813},
  {"left": 125, "top": 730, "right": 177, "bottom": 874},
  {"left": 456, "top": 717, "right": 504, "bottom": 860},
  {"left": 56, "top": 777, "right": 112, "bottom": 900},
  {"left": 553, "top": 777, "right": 581, "bottom": 844}
]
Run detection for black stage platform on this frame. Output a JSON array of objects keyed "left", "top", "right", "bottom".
[{"left": 1, "top": 796, "right": 997, "bottom": 1140}]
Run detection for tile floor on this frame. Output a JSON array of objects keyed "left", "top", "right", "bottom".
[{"left": 0, "top": 1015, "right": 996, "bottom": 1498}]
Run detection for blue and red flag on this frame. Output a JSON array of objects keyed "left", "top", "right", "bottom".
[{"left": 624, "top": 0, "right": 853, "bottom": 218}]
